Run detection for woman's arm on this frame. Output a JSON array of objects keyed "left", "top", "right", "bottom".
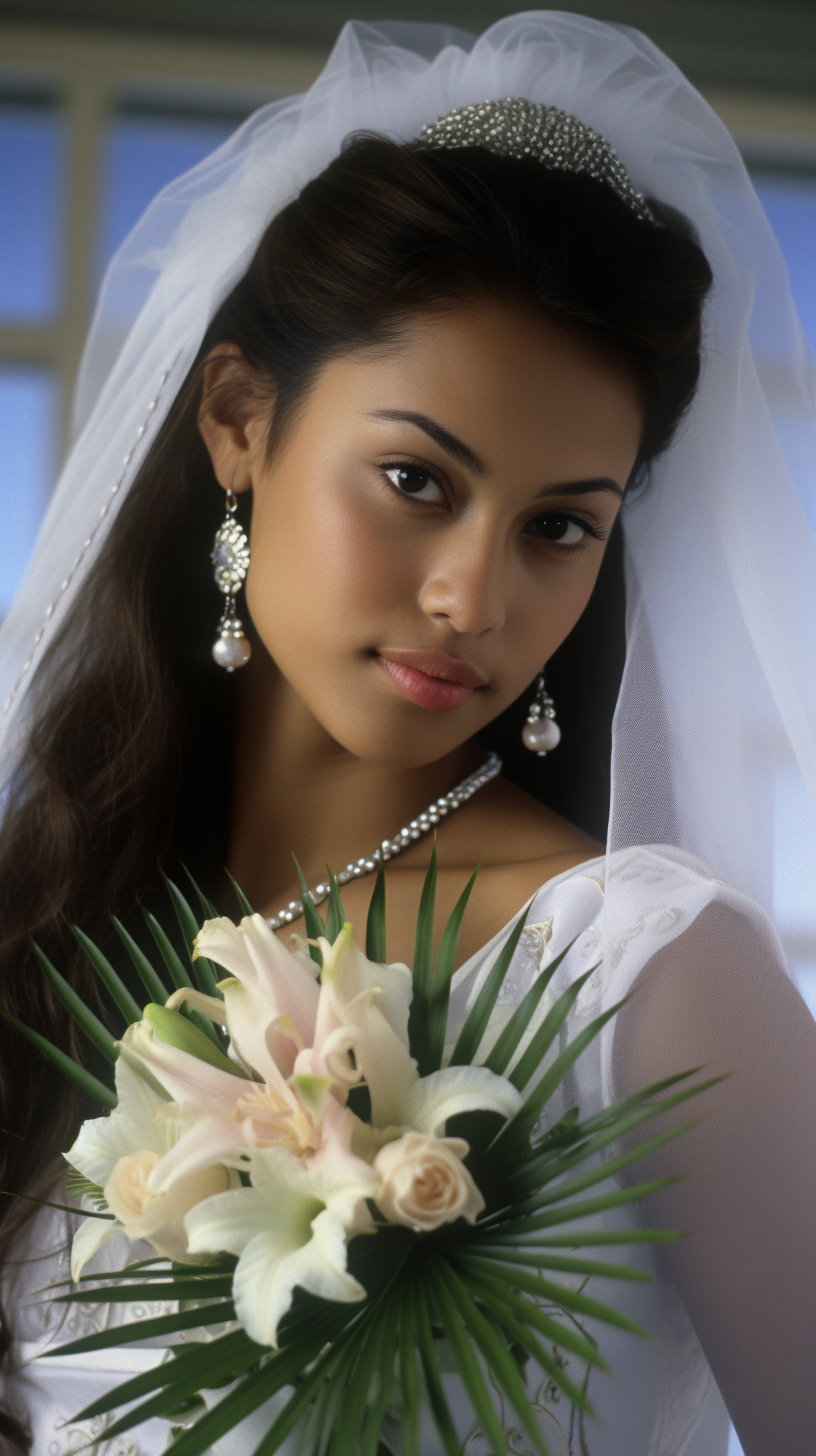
[{"left": 611, "top": 900, "right": 816, "bottom": 1456}]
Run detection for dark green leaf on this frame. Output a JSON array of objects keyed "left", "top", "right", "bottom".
[
  {"left": 507, "top": 965, "right": 599, "bottom": 1093},
  {"left": 433, "top": 1255, "right": 548, "bottom": 1456},
  {"left": 183, "top": 864, "right": 219, "bottom": 921},
  {"left": 324, "top": 869, "right": 346, "bottom": 944},
  {"left": 110, "top": 916, "right": 171, "bottom": 1007},
  {"left": 41, "top": 1302, "right": 236, "bottom": 1356},
  {"left": 71, "top": 925, "right": 142, "bottom": 1025},
  {"left": 398, "top": 1276, "right": 421, "bottom": 1456},
  {"left": 229, "top": 873, "right": 255, "bottom": 918},
  {"left": 54, "top": 1277, "right": 234, "bottom": 1305},
  {"left": 483, "top": 937, "right": 577, "bottom": 1077},
  {"left": 462, "top": 1252, "right": 649, "bottom": 1337},
  {"left": 251, "top": 1339, "right": 351, "bottom": 1456},
  {"left": 426, "top": 860, "right": 482, "bottom": 1074},
  {"left": 505, "top": 1075, "right": 723, "bottom": 1206},
  {"left": 508, "top": 1228, "right": 684, "bottom": 1248},
  {"left": 427, "top": 1260, "right": 508, "bottom": 1453},
  {"left": 503, "top": 1115, "right": 704, "bottom": 1223},
  {"left": 1, "top": 1013, "right": 117, "bottom": 1108},
  {"left": 32, "top": 943, "right": 118, "bottom": 1064},
  {"left": 162, "top": 873, "right": 221, "bottom": 998},
  {"left": 141, "top": 907, "right": 193, "bottom": 991},
  {"left": 413, "top": 1268, "right": 461, "bottom": 1456},
  {"left": 407, "top": 842, "right": 437, "bottom": 1073},
  {"left": 459, "top": 1244, "right": 649, "bottom": 1283},
  {"left": 454, "top": 1258, "right": 609, "bottom": 1371},
  {"left": 448, "top": 903, "right": 529, "bottom": 1068},
  {"left": 487, "top": 995, "right": 631, "bottom": 1169},
  {"left": 491, "top": 1173, "right": 685, "bottom": 1237},
  {"left": 327, "top": 1302, "right": 392, "bottom": 1456},
  {"left": 294, "top": 858, "right": 326, "bottom": 966},
  {"left": 462, "top": 1270, "right": 597, "bottom": 1417},
  {"left": 360, "top": 1297, "right": 401, "bottom": 1456},
  {"left": 365, "top": 857, "right": 387, "bottom": 964},
  {"left": 141, "top": 907, "right": 225, "bottom": 1047},
  {"left": 72, "top": 1327, "right": 258, "bottom": 1421}
]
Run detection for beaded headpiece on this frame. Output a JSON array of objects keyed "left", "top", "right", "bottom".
[{"left": 415, "top": 97, "right": 657, "bottom": 225}]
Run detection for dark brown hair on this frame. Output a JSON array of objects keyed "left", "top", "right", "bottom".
[{"left": 0, "top": 135, "right": 711, "bottom": 1447}]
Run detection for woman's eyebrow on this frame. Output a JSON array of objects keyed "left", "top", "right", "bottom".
[
  {"left": 536, "top": 478, "right": 624, "bottom": 501},
  {"left": 366, "top": 409, "right": 487, "bottom": 475},
  {"left": 366, "top": 411, "right": 624, "bottom": 500}
]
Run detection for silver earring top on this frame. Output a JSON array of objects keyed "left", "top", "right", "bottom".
[
  {"left": 211, "top": 491, "right": 250, "bottom": 596},
  {"left": 415, "top": 97, "right": 657, "bottom": 225}
]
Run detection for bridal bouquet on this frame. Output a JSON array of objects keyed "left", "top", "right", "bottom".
[{"left": 13, "top": 855, "right": 717, "bottom": 1456}]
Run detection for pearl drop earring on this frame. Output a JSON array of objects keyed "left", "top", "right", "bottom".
[
  {"left": 211, "top": 489, "right": 252, "bottom": 671},
  {"left": 522, "top": 671, "right": 561, "bottom": 755}
]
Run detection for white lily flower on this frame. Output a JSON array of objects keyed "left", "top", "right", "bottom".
[
  {"left": 184, "top": 1142, "right": 378, "bottom": 1348},
  {"left": 296, "top": 924, "right": 523, "bottom": 1136},
  {"left": 66, "top": 1046, "right": 232, "bottom": 1278},
  {"left": 192, "top": 914, "right": 321, "bottom": 1080}
]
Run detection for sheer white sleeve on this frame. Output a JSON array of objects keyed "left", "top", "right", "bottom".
[{"left": 610, "top": 890, "right": 816, "bottom": 1456}]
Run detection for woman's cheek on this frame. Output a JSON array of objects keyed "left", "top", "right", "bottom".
[{"left": 245, "top": 480, "right": 412, "bottom": 658}]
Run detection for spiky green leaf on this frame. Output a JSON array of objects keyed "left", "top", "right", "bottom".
[
  {"left": 324, "top": 869, "right": 346, "bottom": 945},
  {"left": 1, "top": 1013, "right": 117, "bottom": 1108},
  {"left": 228, "top": 874, "right": 255, "bottom": 918},
  {"left": 110, "top": 916, "right": 171, "bottom": 1007},
  {"left": 426, "top": 859, "right": 482, "bottom": 1073},
  {"left": 448, "top": 903, "right": 529, "bottom": 1068},
  {"left": 32, "top": 943, "right": 118, "bottom": 1064},
  {"left": 365, "top": 857, "right": 387, "bottom": 964},
  {"left": 294, "top": 858, "right": 326, "bottom": 966},
  {"left": 428, "top": 1259, "right": 508, "bottom": 1454},
  {"left": 162, "top": 873, "right": 220, "bottom": 998},
  {"left": 71, "top": 925, "right": 142, "bottom": 1025}
]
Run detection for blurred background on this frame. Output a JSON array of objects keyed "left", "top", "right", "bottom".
[{"left": 0, "top": 10, "right": 813, "bottom": 1448}]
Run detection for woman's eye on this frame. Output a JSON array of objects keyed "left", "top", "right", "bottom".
[
  {"left": 383, "top": 464, "right": 444, "bottom": 503},
  {"left": 526, "top": 512, "right": 592, "bottom": 548}
]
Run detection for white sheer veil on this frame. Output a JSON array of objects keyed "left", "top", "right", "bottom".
[{"left": 1, "top": 11, "right": 815, "bottom": 978}]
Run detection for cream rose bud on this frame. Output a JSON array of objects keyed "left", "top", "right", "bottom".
[{"left": 373, "top": 1133, "right": 485, "bottom": 1233}]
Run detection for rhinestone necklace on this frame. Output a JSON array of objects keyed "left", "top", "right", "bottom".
[{"left": 266, "top": 751, "right": 502, "bottom": 930}]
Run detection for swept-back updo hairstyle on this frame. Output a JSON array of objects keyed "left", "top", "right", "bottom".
[{"left": 0, "top": 133, "right": 711, "bottom": 1448}]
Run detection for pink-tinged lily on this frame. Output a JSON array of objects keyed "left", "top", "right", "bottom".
[
  {"left": 186, "top": 914, "right": 321, "bottom": 1080},
  {"left": 184, "top": 1142, "right": 378, "bottom": 1348},
  {"left": 65, "top": 1049, "right": 234, "bottom": 1280},
  {"left": 119, "top": 1017, "right": 366, "bottom": 1203},
  {"left": 294, "top": 924, "right": 414, "bottom": 1111},
  {"left": 302, "top": 924, "right": 524, "bottom": 1138}
]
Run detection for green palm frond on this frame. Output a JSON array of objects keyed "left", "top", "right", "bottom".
[
  {"left": 32, "top": 943, "right": 118, "bottom": 1065},
  {"left": 365, "top": 858, "right": 387, "bottom": 964},
  {"left": 162, "top": 872, "right": 221, "bottom": 999},
  {"left": 324, "top": 870, "right": 347, "bottom": 944},
  {"left": 294, "top": 858, "right": 327, "bottom": 965}
]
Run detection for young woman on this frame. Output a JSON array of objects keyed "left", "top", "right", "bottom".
[{"left": 1, "top": 13, "right": 815, "bottom": 1456}]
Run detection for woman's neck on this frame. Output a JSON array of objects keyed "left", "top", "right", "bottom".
[{"left": 226, "top": 649, "right": 483, "bottom": 916}]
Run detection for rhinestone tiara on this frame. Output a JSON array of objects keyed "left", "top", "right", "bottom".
[{"left": 415, "top": 97, "right": 657, "bottom": 225}]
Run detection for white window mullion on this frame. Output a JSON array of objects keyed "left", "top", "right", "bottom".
[{"left": 59, "top": 76, "right": 111, "bottom": 459}]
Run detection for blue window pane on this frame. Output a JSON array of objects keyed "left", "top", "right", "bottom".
[
  {"left": 0, "top": 104, "right": 64, "bottom": 322},
  {"left": 0, "top": 366, "right": 59, "bottom": 616},
  {"left": 97, "top": 115, "right": 235, "bottom": 280},
  {"left": 751, "top": 173, "right": 816, "bottom": 356}
]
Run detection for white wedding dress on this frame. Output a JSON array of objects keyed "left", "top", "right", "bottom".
[{"left": 4, "top": 843, "right": 789, "bottom": 1456}]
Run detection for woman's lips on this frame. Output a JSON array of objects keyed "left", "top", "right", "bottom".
[{"left": 376, "top": 650, "right": 486, "bottom": 712}]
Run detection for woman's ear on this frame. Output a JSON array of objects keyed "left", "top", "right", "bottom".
[{"left": 197, "top": 342, "right": 274, "bottom": 494}]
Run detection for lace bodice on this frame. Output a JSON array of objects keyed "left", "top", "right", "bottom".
[{"left": 5, "top": 844, "right": 793, "bottom": 1455}]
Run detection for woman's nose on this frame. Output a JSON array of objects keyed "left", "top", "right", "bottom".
[{"left": 418, "top": 534, "right": 507, "bottom": 635}]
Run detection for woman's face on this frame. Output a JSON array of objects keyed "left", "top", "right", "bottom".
[{"left": 213, "top": 301, "right": 643, "bottom": 768}]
